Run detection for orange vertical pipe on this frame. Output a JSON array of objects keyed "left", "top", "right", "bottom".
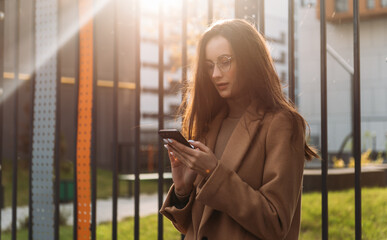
[{"left": 77, "top": 0, "right": 93, "bottom": 239}]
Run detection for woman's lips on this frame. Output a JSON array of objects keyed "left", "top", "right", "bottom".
[{"left": 216, "top": 82, "right": 229, "bottom": 90}]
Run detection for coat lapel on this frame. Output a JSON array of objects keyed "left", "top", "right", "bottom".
[
  {"left": 198, "top": 102, "right": 265, "bottom": 231},
  {"left": 220, "top": 102, "right": 265, "bottom": 171},
  {"left": 193, "top": 107, "right": 228, "bottom": 187}
]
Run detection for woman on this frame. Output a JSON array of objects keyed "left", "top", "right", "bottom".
[{"left": 161, "top": 19, "right": 318, "bottom": 240}]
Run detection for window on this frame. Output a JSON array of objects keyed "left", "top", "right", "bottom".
[
  {"left": 382, "top": 0, "right": 387, "bottom": 7},
  {"left": 335, "top": 0, "right": 348, "bottom": 12},
  {"left": 367, "top": 0, "right": 375, "bottom": 9},
  {"left": 301, "top": 0, "right": 316, "bottom": 7},
  {"left": 308, "top": 135, "right": 321, "bottom": 149}
]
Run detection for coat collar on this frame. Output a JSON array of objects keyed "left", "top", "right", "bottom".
[
  {"left": 196, "top": 101, "right": 265, "bottom": 231},
  {"left": 219, "top": 101, "right": 265, "bottom": 171},
  {"left": 203, "top": 100, "right": 265, "bottom": 171}
]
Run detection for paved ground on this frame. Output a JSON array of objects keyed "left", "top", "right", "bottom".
[{"left": 1, "top": 193, "right": 163, "bottom": 231}]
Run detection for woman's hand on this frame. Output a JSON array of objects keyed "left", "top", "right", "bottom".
[
  {"left": 164, "top": 142, "right": 197, "bottom": 197},
  {"left": 167, "top": 139, "right": 218, "bottom": 178}
]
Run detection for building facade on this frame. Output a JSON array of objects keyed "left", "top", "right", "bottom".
[{"left": 298, "top": 0, "right": 387, "bottom": 162}]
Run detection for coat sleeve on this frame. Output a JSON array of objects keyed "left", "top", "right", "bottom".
[
  {"left": 195, "top": 111, "right": 305, "bottom": 239},
  {"left": 159, "top": 184, "right": 195, "bottom": 234}
]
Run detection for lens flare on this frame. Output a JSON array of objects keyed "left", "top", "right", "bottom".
[{"left": 1, "top": 0, "right": 110, "bottom": 104}]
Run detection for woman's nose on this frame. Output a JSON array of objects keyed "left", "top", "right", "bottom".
[{"left": 212, "top": 64, "right": 222, "bottom": 78}]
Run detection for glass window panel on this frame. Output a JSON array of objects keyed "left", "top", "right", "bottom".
[
  {"left": 367, "top": 0, "right": 375, "bottom": 9},
  {"left": 301, "top": 0, "right": 316, "bottom": 7},
  {"left": 335, "top": 0, "right": 348, "bottom": 12},
  {"left": 382, "top": 0, "right": 387, "bottom": 7}
]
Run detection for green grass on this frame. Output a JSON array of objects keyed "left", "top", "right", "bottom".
[
  {"left": 1, "top": 215, "right": 181, "bottom": 240},
  {"left": 95, "top": 215, "right": 180, "bottom": 239},
  {"left": 2, "top": 187, "right": 387, "bottom": 239},
  {"left": 300, "top": 187, "right": 387, "bottom": 240},
  {"left": 2, "top": 160, "right": 30, "bottom": 207}
]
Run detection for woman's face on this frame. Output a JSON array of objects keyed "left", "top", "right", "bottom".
[{"left": 205, "top": 36, "right": 239, "bottom": 99}]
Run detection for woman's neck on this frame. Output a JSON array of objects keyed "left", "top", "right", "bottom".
[{"left": 226, "top": 96, "right": 251, "bottom": 118}]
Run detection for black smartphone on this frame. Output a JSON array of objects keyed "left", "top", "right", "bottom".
[{"left": 158, "top": 129, "right": 193, "bottom": 148}]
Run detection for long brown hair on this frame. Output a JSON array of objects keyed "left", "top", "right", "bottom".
[{"left": 180, "top": 19, "right": 318, "bottom": 160}]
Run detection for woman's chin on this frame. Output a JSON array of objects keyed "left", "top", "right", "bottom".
[{"left": 217, "top": 91, "right": 232, "bottom": 99}]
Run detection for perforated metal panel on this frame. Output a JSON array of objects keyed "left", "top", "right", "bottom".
[
  {"left": 31, "top": 0, "right": 59, "bottom": 239},
  {"left": 77, "top": 0, "right": 94, "bottom": 238}
]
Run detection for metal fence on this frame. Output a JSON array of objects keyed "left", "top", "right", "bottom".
[{"left": 0, "top": 0, "right": 365, "bottom": 239}]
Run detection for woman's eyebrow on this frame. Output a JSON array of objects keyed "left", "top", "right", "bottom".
[{"left": 205, "top": 54, "right": 231, "bottom": 62}]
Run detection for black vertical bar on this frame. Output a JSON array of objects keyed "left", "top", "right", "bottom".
[
  {"left": 54, "top": 2, "right": 62, "bottom": 239},
  {"left": 0, "top": 0, "right": 5, "bottom": 238},
  {"left": 112, "top": 0, "right": 119, "bottom": 239},
  {"left": 208, "top": 0, "right": 213, "bottom": 25},
  {"left": 180, "top": 2, "right": 188, "bottom": 239},
  {"left": 134, "top": 0, "right": 141, "bottom": 239},
  {"left": 91, "top": 0, "right": 98, "bottom": 238},
  {"left": 288, "top": 0, "right": 295, "bottom": 104},
  {"left": 28, "top": 0, "right": 36, "bottom": 238},
  {"left": 157, "top": 1, "right": 164, "bottom": 240},
  {"left": 12, "top": 0, "right": 20, "bottom": 238},
  {"left": 352, "top": 0, "right": 361, "bottom": 239},
  {"left": 258, "top": 0, "right": 265, "bottom": 34},
  {"left": 73, "top": 0, "right": 81, "bottom": 238},
  {"left": 320, "top": 0, "right": 328, "bottom": 239},
  {"left": 90, "top": 51, "right": 98, "bottom": 238},
  {"left": 182, "top": 0, "right": 187, "bottom": 102}
]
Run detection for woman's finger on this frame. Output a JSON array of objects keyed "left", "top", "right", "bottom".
[
  {"left": 168, "top": 144, "right": 193, "bottom": 168},
  {"left": 169, "top": 139, "right": 199, "bottom": 156},
  {"left": 189, "top": 141, "right": 210, "bottom": 152},
  {"left": 164, "top": 144, "right": 175, "bottom": 162},
  {"left": 168, "top": 141, "right": 194, "bottom": 159},
  {"left": 165, "top": 145, "right": 184, "bottom": 168},
  {"left": 169, "top": 150, "right": 178, "bottom": 163}
]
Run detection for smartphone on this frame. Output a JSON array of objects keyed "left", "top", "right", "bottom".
[{"left": 158, "top": 129, "right": 193, "bottom": 148}]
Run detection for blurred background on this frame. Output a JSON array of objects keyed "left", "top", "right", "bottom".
[{"left": 1, "top": 0, "right": 387, "bottom": 239}]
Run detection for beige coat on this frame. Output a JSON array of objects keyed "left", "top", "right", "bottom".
[{"left": 160, "top": 103, "right": 305, "bottom": 240}]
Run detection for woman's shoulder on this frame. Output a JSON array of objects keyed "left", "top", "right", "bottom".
[
  {"left": 263, "top": 108, "right": 304, "bottom": 130},
  {"left": 263, "top": 108, "right": 290, "bottom": 120},
  {"left": 248, "top": 101, "right": 298, "bottom": 122}
]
